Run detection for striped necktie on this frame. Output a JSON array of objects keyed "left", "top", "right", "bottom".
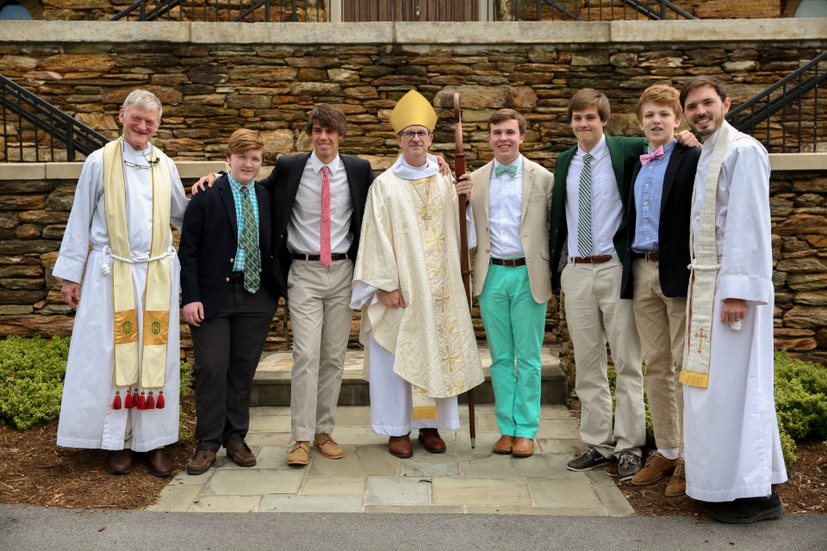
[
  {"left": 576, "top": 153, "right": 594, "bottom": 257},
  {"left": 240, "top": 186, "right": 260, "bottom": 293}
]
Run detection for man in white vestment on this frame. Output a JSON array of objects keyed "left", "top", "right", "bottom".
[
  {"left": 680, "top": 77, "right": 787, "bottom": 523},
  {"left": 351, "top": 89, "right": 484, "bottom": 458},
  {"left": 54, "top": 89, "right": 188, "bottom": 476}
]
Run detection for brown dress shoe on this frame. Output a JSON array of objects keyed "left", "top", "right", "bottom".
[
  {"left": 287, "top": 441, "right": 311, "bottom": 466},
  {"left": 226, "top": 440, "right": 257, "bottom": 467},
  {"left": 107, "top": 449, "right": 134, "bottom": 475},
  {"left": 418, "top": 428, "right": 446, "bottom": 453},
  {"left": 187, "top": 448, "right": 217, "bottom": 476},
  {"left": 493, "top": 435, "right": 514, "bottom": 455},
  {"left": 631, "top": 451, "right": 677, "bottom": 486},
  {"left": 388, "top": 435, "right": 413, "bottom": 458},
  {"left": 147, "top": 448, "right": 172, "bottom": 477},
  {"left": 665, "top": 458, "right": 687, "bottom": 497},
  {"left": 512, "top": 437, "right": 534, "bottom": 458}
]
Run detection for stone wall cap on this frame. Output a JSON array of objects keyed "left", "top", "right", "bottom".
[
  {"left": 611, "top": 18, "right": 827, "bottom": 42},
  {"left": 189, "top": 21, "right": 394, "bottom": 44},
  {"left": 770, "top": 153, "right": 827, "bottom": 171},
  {"left": 0, "top": 21, "right": 190, "bottom": 43}
]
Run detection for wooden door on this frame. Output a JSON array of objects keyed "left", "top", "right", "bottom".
[{"left": 342, "top": 0, "right": 478, "bottom": 21}]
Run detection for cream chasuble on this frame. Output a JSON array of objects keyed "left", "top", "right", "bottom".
[{"left": 353, "top": 162, "right": 483, "bottom": 402}]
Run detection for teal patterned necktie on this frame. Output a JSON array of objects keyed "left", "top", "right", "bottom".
[
  {"left": 240, "top": 186, "right": 260, "bottom": 293},
  {"left": 495, "top": 164, "right": 518, "bottom": 178}
]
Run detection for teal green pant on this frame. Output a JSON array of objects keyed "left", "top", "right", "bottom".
[{"left": 478, "top": 263, "right": 547, "bottom": 439}]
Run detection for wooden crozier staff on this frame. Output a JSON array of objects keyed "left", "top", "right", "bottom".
[{"left": 453, "top": 92, "right": 477, "bottom": 449}]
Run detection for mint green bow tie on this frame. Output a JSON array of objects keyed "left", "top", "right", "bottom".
[{"left": 495, "top": 164, "right": 518, "bottom": 178}]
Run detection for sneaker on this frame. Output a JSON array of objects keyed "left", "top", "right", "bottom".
[
  {"left": 664, "top": 458, "right": 686, "bottom": 497},
  {"left": 706, "top": 489, "right": 784, "bottom": 524},
  {"left": 567, "top": 447, "right": 611, "bottom": 471},
  {"left": 631, "top": 451, "right": 677, "bottom": 486},
  {"left": 313, "top": 433, "right": 344, "bottom": 459},
  {"left": 287, "top": 441, "right": 311, "bottom": 466},
  {"left": 616, "top": 451, "right": 643, "bottom": 481}
]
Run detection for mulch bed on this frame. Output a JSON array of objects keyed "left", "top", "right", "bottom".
[{"left": 1, "top": 397, "right": 824, "bottom": 514}]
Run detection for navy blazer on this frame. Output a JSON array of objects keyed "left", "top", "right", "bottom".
[
  {"left": 620, "top": 143, "right": 701, "bottom": 299},
  {"left": 259, "top": 153, "right": 374, "bottom": 285},
  {"left": 179, "top": 174, "right": 281, "bottom": 319}
]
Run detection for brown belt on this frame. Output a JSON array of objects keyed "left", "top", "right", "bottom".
[
  {"left": 571, "top": 255, "right": 613, "bottom": 264},
  {"left": 292, "top": 252, "right": 351, "bottom": 261},
  {"left": 491, "top": 257, "right": 526, "bottom": 267},
  {"left": 642, "top": 251, "right": 660, "bottom": 262}
]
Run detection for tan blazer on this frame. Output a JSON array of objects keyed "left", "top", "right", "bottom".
[{"left": 469, "top": 157, "right": 553, "bottom": 303}]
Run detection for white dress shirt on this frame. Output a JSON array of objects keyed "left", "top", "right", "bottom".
[
  {"left": 287, "top": 151, "right": 354, "bottom": 255},
  {"left": 489, "top": 156, "right": 525, "bottom": 259},
  {"left": 564, "top": 136, "right": 623, "bottom": 257}
]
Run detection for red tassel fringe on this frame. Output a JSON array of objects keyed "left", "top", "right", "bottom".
[
  {"left": 156, "top": 391, "right": 165, "bottom": 409},
  {"left": 146, "top": 392, "right": 155, "bottom": 410},
  {"left": 137, "top": 392, "right": 147, "bottom": 410},
  {"left": 112, "top": 392, "right": 122, "bottom": 410},
  {"left": 124, "top": 389, "right": 134, "bottom": 409}
]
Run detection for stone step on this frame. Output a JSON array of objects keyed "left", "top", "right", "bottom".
[{"left": 251, "top": 346, "right": 567, "bottom": 407}]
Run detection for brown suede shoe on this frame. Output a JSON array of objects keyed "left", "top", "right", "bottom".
[
  {"left": 287, "top": 441, "right": 311, "bottom": 466},
  {"left": 147, "top": 448, "right": 172, "bottom": 478},
  {"left": 388, "top": 435, "right": 413, "bottom": 458},
  {"left": 665, "top": 458, "right": 687, "bottom": 497},
  {"left": 313, "top": 433, "right": 344, "bottom": 459},
  {"left": 226, "top": 440, "right": 257, "bottom": 467},
  {"left": 493, "top": 435, "right": 514, "bottom": 455},
  {"left": 418, "top": 428, "right": 446, "bottom": 453},
  {"left": 186, "top": 448, "right": 217, "bottom": 476},
  {"left": 106, "top": 449, "right": 134, "bottom": 475},
  {"left": 512, "top": 437, "right": 534, "bottom": 458},
  {"left": 631, "top": 451, "right": 677, "bottom": 486}
]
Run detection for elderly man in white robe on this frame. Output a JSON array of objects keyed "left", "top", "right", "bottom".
[
  {"left": 679, "top": 77, "right": 787, "bottom": 523},
  {"left": 54, "top": 89, "right": 188, "bottom": 476},
  {"left": 351, "top": 89, "right": 484, "bottom": 458}
]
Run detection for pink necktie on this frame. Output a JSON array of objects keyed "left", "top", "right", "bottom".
[
  {"left": 320, "top": 165, "right": 332, "bottom": 268},
  {"left": 640, "top": 144, "right": 665, "bottom": 166}
]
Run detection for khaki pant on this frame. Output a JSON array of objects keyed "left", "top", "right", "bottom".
[
  {"left": 288, "top": 259, "right": 354, "bottom": 442},
  {"left": 632, "top": 258, "right": 685, "bottom": 450},
  {"left": 562, "top": 260, "right": 645, "bottom": 458}
]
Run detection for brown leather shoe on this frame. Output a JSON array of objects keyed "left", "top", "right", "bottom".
[
  {"left": 631, "top": 451, "right": 677, "bottom": 486},
  {"left": 665, "top": 458, "right": 687, "bottom": 497},
  {"left": 226, "top": 440, "right": 257, "bottom": 467},
  {"left": 313, "top": 433, "right": 344, "bottom": 459},
  {"left": 287, "top": 441, "right": 311, "bottom": 466},
  {"left": 186, "top": 448, "right": 217, "bottom": 476},
  {"left": 106, "top": 449, "right": 134, "bottom": 475},
  {"left": 493, "top": 435, "right": 514, "bottom": 455},
  {"left": 388, "top": 435, "right": 413, "bottom": 458},
  {"left": 418, "top": 428, "right": 446, "bottom": 454},
  {"left": 147, "top": 448, "right": 172, "bottom": 477},
  {"left": 512, "top": 437, "right": 534, "bottom": 458}
]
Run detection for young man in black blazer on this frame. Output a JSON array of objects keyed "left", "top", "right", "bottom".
[
  {"left": 179, "top": 129, "right": 282, "bottom": 475},
  {"left": 620, "top": 84, "right": 701, "bottom": 496}
]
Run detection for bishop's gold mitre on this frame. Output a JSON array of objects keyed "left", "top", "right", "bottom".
[{"left": 390, "top": 89, "right": 438, "bottom": 134}]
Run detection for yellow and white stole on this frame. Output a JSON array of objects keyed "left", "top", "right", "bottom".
[
  {"left": 681, "top": 122, "right": 736, "bottom": 389},
  {"left": 103, "top": 138, "right": 172, "bottom": 408}
]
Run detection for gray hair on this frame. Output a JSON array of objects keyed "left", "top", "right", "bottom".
[{"left": 121, "top": 89, "right": 163, "bottom": 119}]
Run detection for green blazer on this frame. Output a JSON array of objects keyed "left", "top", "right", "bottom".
[{"left": 548, "top": 136, "right": 647, "bottom": 291}]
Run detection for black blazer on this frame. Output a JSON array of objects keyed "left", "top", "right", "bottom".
[
  {"left": 179, "top": 175, "right": 281, "bottom": 319},
  {"left": 620, "top": 143, "right": 701, "bottom": 299},
  {"left": 260, "top": 153, "right": 374, "bottom": 284}
]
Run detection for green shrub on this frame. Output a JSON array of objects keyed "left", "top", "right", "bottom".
[{"left": 775, "top": 351, "right": 827, "bottom": 465}]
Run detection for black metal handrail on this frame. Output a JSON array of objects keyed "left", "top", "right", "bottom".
[
  {"left": 510, "top": 0, "right": 696, "bottom": 21},
  {"left": 0, "top": 75, "right": 108, "bottom": 162},
  {"left": 112, "top": 0, "right": 323, "bottom": 22},
  {"left": 512, "top": 0, "right": 697, "bottom": 21},
  {"left": 728, "top": 51, "right": 827, "bottom": 153}
]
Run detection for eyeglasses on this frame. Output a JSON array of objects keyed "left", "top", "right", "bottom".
[{"left": 398, "top": 130, "right": 432, "bottom": 139}]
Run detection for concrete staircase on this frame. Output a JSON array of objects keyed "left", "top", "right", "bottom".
[{"left": 251, "top": 346, "right": 567, "bottom": 407}]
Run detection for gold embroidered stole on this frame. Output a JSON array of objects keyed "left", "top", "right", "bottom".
[
  {"left": 681, "top": 122, "right": 735, "bottom": 389},
  {"left": 103, "top": 138, "right": 172, "bottom": 399}
]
